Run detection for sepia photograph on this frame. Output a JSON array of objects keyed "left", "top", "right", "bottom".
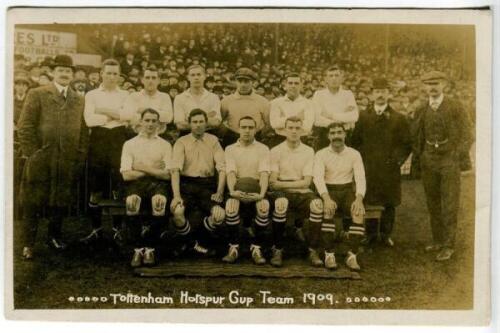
[{"left": 3, "top": 7, "right": 492, "bottom": 325}]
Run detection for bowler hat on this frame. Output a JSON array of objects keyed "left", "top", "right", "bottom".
[
  {"left": 421, "top": 70, "right": 446, "bottom": 83},
  {"left": 372, "top": 78, "right": 389, "bottom": 90},
  {"left": 51, "top": 54, "right": 75, "bottom": 70},
  {"left": 235, "top": 67, "right": 257, "bottom": 81}
]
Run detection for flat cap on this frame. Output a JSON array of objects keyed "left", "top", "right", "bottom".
[
  {"left": 235, "top": 67, "right": 257, "bottom": 80},
  {"left": 421, "top": 70, "right": 447, "bottom": 83}
]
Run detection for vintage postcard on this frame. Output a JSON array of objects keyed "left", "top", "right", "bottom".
[{"left": 3, "top": 7, "right": 492, "bottom": 325}]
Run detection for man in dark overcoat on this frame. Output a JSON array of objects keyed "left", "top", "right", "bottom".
[
  {"left": 412, "top": 71, "right": 473, "bottom": 261},
  {"left": 351, "top": 78, "right": 412, "bottom": 247},
  {"left": 17, "top": 54, "right": 89, "bottom": 259}
]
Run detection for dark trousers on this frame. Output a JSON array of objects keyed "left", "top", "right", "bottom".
[
  {"left": 366, "top": 205, "right": 395, "bottom": 238},
  {"left": 180, "top": 176, "right": 220, "bottom": 246},
  {"left": 420, "top": 151, "right": 461, "bottom": 248},
  {"left": 87, "top": 126, "right": 128, "bottom": 230},
  {"left": 23, "top": 204, "right": 65, "bottom": 247}
]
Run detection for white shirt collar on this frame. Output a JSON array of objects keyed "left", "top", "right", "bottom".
[
  {"left": 374, "top": 104, "right": 388, "bottom": 115},
  {"left": 53, "top": 81, "right": 68, "bottom": 97},
  {"left": 429, "top": 94, "right": 444, "bottom": 107},
  {"left": 236, "top": 139, "right": 256, "bottom": 146},
  {"left": 186, "top": 88, "right": 208, "bottom": 99},
  {"left": 99, "top": 83, "right": 120, "bottom": 92},
  {"left": 141, "top": 89, "right": 159, "bottom": 98},
  {"left": 284, "top": 94, "right": 302, "bottom": 102}
]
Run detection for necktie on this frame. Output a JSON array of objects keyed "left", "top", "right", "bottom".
[
  {"left": 61, "top": 89, "right": 66, "bottom": 101},
  {"left": 430, "top": 101, "right": 439, "bottom": 111}
]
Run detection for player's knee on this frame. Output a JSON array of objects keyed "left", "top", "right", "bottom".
[
  {"left": 309, "top": 198, "right": 324, "bottom": 215},
  {"left": 225, "top": 198, "right": 240, "bottom": 217},
  {"left": 256, "top": 199, "right": 270, "bottom": 217},
  {"left": 211, "top": 205, "right": 226, "bottom": 224},
  {"left": 274, "top": 197, "right": 288, "bottom": 215},
  {"left": 151, "top": 194, "right": 167, "bottom": 216},
  {"left": 125, "top": 194, "right": 141, "bottom": 216}
]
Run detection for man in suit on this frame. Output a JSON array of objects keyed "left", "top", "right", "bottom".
[
  {"left": 351, "top": 78, "right": 412, "bottom": 247},
  {"left": 413, "top": 71, "right": 473, "bottom": 261},
  {"left": 17, "top": 54, "right": 89, "bottom": 259}
]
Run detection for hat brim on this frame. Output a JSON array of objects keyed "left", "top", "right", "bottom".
[
  {"left": 50, "top": 64, "right": 75, "bottom": 71},
  {"left": 235, "top": 75, "right": 254, "bottom": 80}
]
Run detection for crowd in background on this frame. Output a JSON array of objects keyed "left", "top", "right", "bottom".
[{"left": 14, "top": 24, "right": 476, "bottom": 126}]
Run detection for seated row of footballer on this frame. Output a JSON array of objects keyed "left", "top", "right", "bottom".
[{"left": 83, "top": 108, "right": 369, "bottom": 271}]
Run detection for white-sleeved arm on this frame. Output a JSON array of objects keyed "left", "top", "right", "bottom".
[
  {"left": 84, "top": 91, "right": 108, "bottom": 127},
  {"left": 331, "top": 90, "right": 359, "bottom": 123},
  {"left": 352, "top": 149, "right": 366, "bottom": 197},
  {"left": 121, "top": 93, "right": 139, "bottom": 124},
  {"left": 270, "top": 99, "right": 286, "bottom": 131},
  {"left": 225, "top": 147, "right": 237, "bottom": 175},
  {"left": 208, "top": 94, "right": 222, "bottom": 121},
  {"left": 313, "top": 151, "right": 328, "bottom": 196},
  {"left": 302, "top": 99, "right": 315, "bottom": 135},
  {"left": 313, "top": 92, "right": 332, "bottom": 128},
  {"left": 269, "top": 147, "right": 280, "bottom": 173},
  {"left": 120, "top": 141, "right": 133, "bottom": 173}
]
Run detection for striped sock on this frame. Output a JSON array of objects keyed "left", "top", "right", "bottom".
[
  {"left": 348, "top": 224, "right": 365, "bottom": 238},
  {"left": 203, "top": 216, "right": 216, "bottom": 232},
  {"left": 175, "top": 220, "right": 191, "bottom": 236},
  {"left": 321, "top": 219, "right": 336, "bottom": 252},
  {"left": 255, "top": 215, "right": 270, "bottom": 227},
  {"left": 225, "top": 213, "right": 240, "bottom": 226}
]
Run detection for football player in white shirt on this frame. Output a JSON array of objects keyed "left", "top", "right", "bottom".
[
  {"left": 313, "top": 122, "right": 366, "bottom": 270},
  {"left": 81, "top": 58, "right": 129, "bottom": 246},
  {"left": 268, "top": 116, "right": 325, "bottom": 267},
  {"left": 223, "top": 116, "right": 271, "bottom": 265},
  {"left": 120, "top": 109, "right": 175, "bottom": 268}
]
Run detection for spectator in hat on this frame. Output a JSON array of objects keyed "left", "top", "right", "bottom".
[
  {"left": 17, "top": 54, "right": 89, "bottom": 259},
  {"left": 412, "top": 70, "right": 473, "bottom": 261},
  {"left": 14, "top": 76, "right": 31, "bottom": 126},
  {"left": 158, "top": 73, "right": 170, "bottom": 94},
  {"left": 117, "top": 73, "right": 127, "bottom": 87},
  {"left": 88, "top": 68, "right": 101, "bottom": 90},
  {"left": 351, "top": 78, "right": 412, "bottom": 248},
  {"left": 27, "top": 65, "right": 41, "bottom": 88},
  {"left": 38, "top": 72, "right": 52, "bottom": 86},
  {"left": 168, "top": 84, "right": 180, "bottom": 101},
  {"left": 71, "top": 78, "right": 88, "bottom": 97},
  {"left": 74, "top": 66, "right": 87, "bottom": 81},
  {"left": 121, "top": 52, "right": 136, "bottom": 76}
]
